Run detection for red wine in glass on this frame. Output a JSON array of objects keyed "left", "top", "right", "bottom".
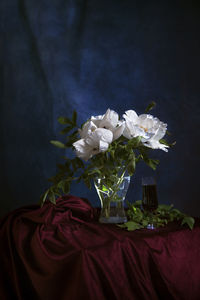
[{"left": 142, "top": 177, "right": 158, "bottom": 229}]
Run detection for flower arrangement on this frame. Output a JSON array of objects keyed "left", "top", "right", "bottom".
[
  {"left": 40, "top": 103, "right": 195, "bottom": 229},
  {"left": 40, "top": 102, "right": 172, "bottom": 206}
]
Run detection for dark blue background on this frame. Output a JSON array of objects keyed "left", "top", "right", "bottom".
[{"left": 1, "top": 0, "right": 200, "bottom": 217}]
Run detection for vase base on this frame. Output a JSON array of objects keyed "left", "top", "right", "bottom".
[{"left": 99, "top": 216, "right": 127, "bottom": 224}]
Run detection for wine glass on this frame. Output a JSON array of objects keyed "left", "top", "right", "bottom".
[{"left": 142, "top": 177, "right": 158, "bottom": 229}]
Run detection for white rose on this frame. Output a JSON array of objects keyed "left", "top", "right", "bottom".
[
  {"left": 123, "top": 110, "right": 168, "bottom": 151},
  {"left": 73, "top": 128, "right": 113, "bottom": 161},
  {"left": 91, "top": 109, "right": 125, "bottom": 140},
  {"left": 78, "top": 120, "right": 97, "bottom": 139}
]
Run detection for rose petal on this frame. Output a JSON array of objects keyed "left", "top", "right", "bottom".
[
  {"left": 123, "top": 121, "right": 143, "bottom": 139},
  {"left": 143, "top": 140, "right": 169, "bottom": 152},
  {"left": 123, "top": 110, "right": 138, "bottom": 123},
  {"left": 113, "top": 123, "right": 125, "bottom": 140},
  {"left": 79, "top": 121, "right": 97, "bottom": 138},
  {"left": 99, "top": 140, "right": 109, "bottom": 152},
  {"left": 73, "top": 139, "right": 94, "bottom": 161},
  {"left": 99, "top": 109, "right": 119, "bottom": 129},
  {"left": 91, "top": 128, "right": 113, "bottom": 144}
]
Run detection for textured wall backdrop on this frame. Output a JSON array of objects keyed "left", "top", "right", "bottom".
[{"left": 1, "top": 0, "right": 200, "bottom": 217}]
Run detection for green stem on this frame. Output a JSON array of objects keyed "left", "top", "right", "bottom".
[{"left": 108, "top": 168, "right": 127, "bottom": 202}]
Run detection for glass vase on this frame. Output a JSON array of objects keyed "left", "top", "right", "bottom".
[{"left": 94, "top": 171, "right": 130, "bottom": 224}]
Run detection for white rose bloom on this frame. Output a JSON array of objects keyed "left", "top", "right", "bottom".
[
  {"left": 90, "top": 109, "right": 124, "bottom": 141},
  {"left": 123, "top": 110, "right": 150, "bottom": 139},
  {"left": 142, "top": 120, "right": 169, "bottom": 152},
  {"left": 72, "top": 138, "right": 92, "bottom": 161},
  {"left": 123, "top": 119, "right": 148, "bottom": 139},
  {"left": 73, "top": 128, "right": 113, "bottom": 161},
  {"left": 78, "top": 121, "right": 97, "bottom": 139},
  {"left": 123, "top": 110, "right": 168, "bottom": 151},
  {"left": 80, "top": 109, "right": 124, "bottom": 141},
  {"left": 91, "top": 114, "right": 104, "bottom": 127},
  {"left": 98, "top": 109, "right": 119, "bottom": 129},
  {"left": 123, "top": 110, "right": 138, "bottom": 123}
]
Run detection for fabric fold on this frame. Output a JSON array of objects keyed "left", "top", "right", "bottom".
[{"left": 1, "top": 195, "right": 200, "bottom": 300}]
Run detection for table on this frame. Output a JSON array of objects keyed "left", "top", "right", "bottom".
[{"left": 1, "top": 195, "right": 200, "bottom": 300}]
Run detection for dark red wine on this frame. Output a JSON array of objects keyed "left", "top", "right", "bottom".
[{"left": 142, "top": 184, "right": 158, "bottom": 212}]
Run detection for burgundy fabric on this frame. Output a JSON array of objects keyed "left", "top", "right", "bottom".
[{"left": 1, "top": 195, "right": 200, "bottom": 300}]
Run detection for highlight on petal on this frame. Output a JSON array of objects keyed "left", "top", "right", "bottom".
[
  {"left": 73, "top": 139, "right": 95, "bottom": 161},
  {"left": 137, "top": 114, "right": 155, "bottom": 131},
  {"left": 123, "top": 110, "right": 138, "bottom": 123},
  {"left": 86, "top": 128, "right": 113, "bottom": 156},
  {"left": 123, "top": 110, "right": 168, "bottom": 151},
  {"left": 79, "top": 121, "right": 97, "bottom": 138},
  {"left": 91, "top": 114, "right": 104, "bottom": 127},
  {"left": 99, "top": 140, "right": 110, "bottom": 152},
  {"left": 112, "top": 122, "right": 125, "bottom": 140},
  {"left": 72, "top": 138, "right": 85, "bottom": 151},
  {"left": 123, "top": 120, "right": 144, "bottom": 139},
  {"left": 138, "top": 114, "right": 167, "bottom": 137},
  {"left": 143, "top": 140, "right": 169, "bottom": 152},
  {"left": 89, "top": 128, "right": 113, "bottom": 145},
  {"left": 73, "top": 128, "right": 113, "bottom": 160},
  {"left": 152, "top": 123, "right": 167, "bottom": 141},
  {"left": 99, "top": 109, "right": 119, "bottom": 129},
  {"left": 86, "top": 109, "right": 125, "bottom": 140}
]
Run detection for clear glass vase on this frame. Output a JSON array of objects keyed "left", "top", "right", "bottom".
[{"left": 94, "top": 171, "right": 130, "bottom": 224}]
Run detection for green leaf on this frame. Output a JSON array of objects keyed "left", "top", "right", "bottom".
[
  {"left": 159, "top": 139, "right": 170, "bottom": 146},
  {"left": 71, "top": 159, "right": 77, "bottom": 171},
  {"left": 124, "top": 201, "right": 195, "bottom": 232},
  {"left": 142, "top": 219, "right": 148, "bottom": 227},
  {"left": 166, "top": 130, "right": 171, "bottom": 136},
  {"left": 72, "top": 111, "right": 77, "bottom": 124},
  {"left": 71, "top": 157, "right": 85, "bottom": 171},
  {"left": 181, "top": 216, "right": 195, "bottom": 230},
  {"left": 171, "top": 141, "right": 176, "bottom": 146},
  {"left": 57, "top": 116, "right": 73, "bottom": 125},
  {"left": 88, "top": 169, "right": 101, "bottom": 176},
  {"left": 75, "top": 157, "right": 84, "bottom": 169},
  {"left": 124, "top": 221, "right": 142, "bottom": 231},
  {"left": 57, "top": 180, "right": 70, "bottom": 194},
  {"left": 65, "top": 136, "right": 79, "bottom": 147},
  {"left": 171, "top": 208, "right": 183, "bottom": 217},
  {"left": 131, "top": 136, "right": 142, "bottom": 148},
  {"left": 69, "top": 130, "right": 78, "bottom": 138},
  {"left": 127, "top": 157, "right": 136, "bottom": 176},
  {"left": 159, "top": 138, "right": 176, "bottom": 148},
  {"left": 102, "top": 185, "right": 109, "bottom": 192},
  {"left": 50, "top": 140, "right": 66, "bottom": 148},
  {"left": 110, "top": 150, "right": 115, "bottom": 159},
  {"left": 126, "top": 136, "right": 142, "bottom": 150},
  {"left": 134, "top": 200, "right": 142, "bottom": 207},
  {"left": 60, "top": 126, "right": 74, "bottom": 135},
  {"left": 48, "top": 190, "right": 56, "bottom": 205},
  {"left": 145, "top": 101, "right": 156, "bottom": 113},
  {"left": 39, "top": 189, "right": 49, "bottom": 206},
  {"left": 158, "top": 204, "right": 173, "bottom": 211},
  {"left": 145, "top": 158, "right": 159, "bottom": 170},
  {"left": 51, "top": 185, "right": 61, "bottom": 196},
  {"left": 48, "top": 173, "right": 65, "bottom": 184},
  {"left": 83, "top": 177, "right": 91, "bottom": 189},
  {"left": 59, "top": 180, "right": 70, "bottom": 194}
]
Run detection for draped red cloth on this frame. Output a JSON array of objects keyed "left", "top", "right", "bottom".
[{"left": 1, "top": 195, "right": 200, "bottom": 300}]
